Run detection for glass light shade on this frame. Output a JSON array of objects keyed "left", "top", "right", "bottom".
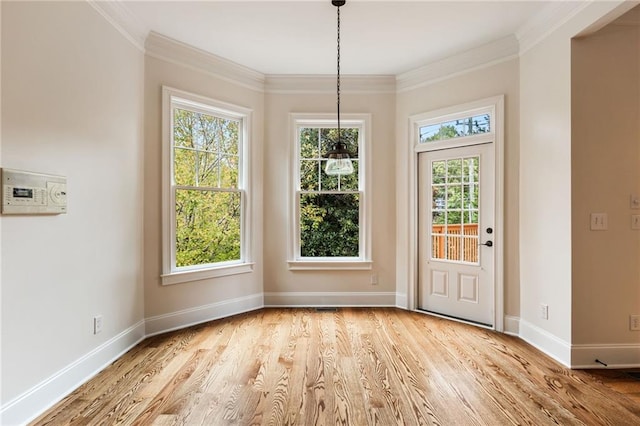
[{"left": 325, "top": 156, "right": 354, "bottom": 175}]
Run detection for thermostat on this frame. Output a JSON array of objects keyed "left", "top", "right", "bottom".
[{"left": 1, "top": 168, "right": 67, "bottom": 214}]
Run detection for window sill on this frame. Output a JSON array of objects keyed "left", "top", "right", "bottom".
[
  {"left": 161, "top": 262, "right": 254, "bottom": 285},
  {"left": 287, "top": 260, "right": 372, "bottom": 271}
]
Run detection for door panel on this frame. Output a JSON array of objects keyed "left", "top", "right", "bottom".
[{"left": 418, "top": 143, "right": 494, "bottom": 326}]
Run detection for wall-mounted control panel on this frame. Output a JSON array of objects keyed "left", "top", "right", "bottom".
[{"left": 1, "top": 168, "right": 67, "bottom": 214}]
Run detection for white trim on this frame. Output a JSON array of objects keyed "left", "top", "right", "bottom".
[
  {"left": 161, "top": 262, "right": 255, "bottom": 285},
  {"left": 0, "top": 320, "right": 146, "bottom": 426},
  {"left": 396, "top": 35, "right": 518, "bottom": 93},
  {"left": 504, "top": 315, "right": 520, "bottom": 336},
  {"left": 519, "top": 319, "right": 572, "bottom": 367},
  {"left": 87, "top": 0, "right": 147, "bottom": 52},
  {"left": 147, "top": 32, "right": 265, "bottom": 93},
  {"left": 395, "top": 293, "right": 408, "bottom": 309},
  {"left": 516, "top": 1, "right": 590, "bottom": 55},
  {"left": 407, "top": 95, "right": 505, "bottom": 332},
  {"left": 571, "top": 343, "right": 640, "bottom": 369},
  {"left": 145, "top": 294, "right": 264, "bottom": 336},
  {"left": 264, "top": 292, "right": 396, "bottom": 307},
  {"left": 162, "top": 87, "right": 254, "bottom": 285},
  {"left": 265, "top": 75, "right": 395, "bottom": 94},
  {"left": 288, "top": 113, "right": 372, "bottom": 266}
]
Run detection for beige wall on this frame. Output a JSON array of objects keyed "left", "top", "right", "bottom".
[
  {"left": 1, "top": 0, "right": 144, "bottom": 410},
  {"left": 395, "top": 58, "right": 521, "bottom": 319},
  {"left": 3, "top": 1, "right": 639, "bottom": 422},
  {"left": 519, "top": 0, "right": 635, "bottom": 365},
  {"left": 571, "top": 9, "right": 640, "bottom": 345},
  {"left": 143, "top": 56, "right": 264, "bottom": 321},
  {"left": 263, "top": 87, "right": 396, "bottom": 302}
]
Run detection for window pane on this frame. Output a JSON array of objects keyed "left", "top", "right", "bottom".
[
  {"left": 197, "top": 151, "right": 219, "bottom": 187},
  {"left": 339, "top": 160, "right": 359, "bottom": 191},
  {"left": 447, "top": 185, "right": 462, "bottom": 209},
  {"left": 432, "top": 210, "right": 445, "bottom": 225},
  {"left": 220, "top": 155, "right": 239, "bottom": 189},
  {"left": 432, "top": 185, "right": 445, "bottom": 210},
  {"left": 447, "top": 235, "right": 462, "bottom": 261},
  {"left": 174, "top": 148, "right": 196, "bottom": 186},
  {"left": 463, "top": 184, "right": 478, "bottom": 209},
  {"left": 322, "top": 166, "right": 339, "bottom": 191},
  {"left": 447, "top": 211, "right": 462, "bottom": 225},
  {"left": 320, "top": 128, "right": 335, "bottom": 157},
  {"left": 175, "top": 189, "right": 241, "bottom": 267},
  {"left": 432, "top": 161, "right": 446, "bottom": 184},
  {"left": 447, "top": 159, "right": 462, "bottom": 183},
  {"left": 300, "top": 193, "right": 359, "bottom": 257},
  {"left": 463, "top": 157, "right": 478, "bottom": 183},
  {"left": 419, "top": 113, "right": 490, "bottom": 143},
  {"left": 300, "top": 128, "right": 319, "bottom": 159},
  {"left": 300, "top": 160, "right": 319, "bottom": 191},
  {"left": 341, "top": 128, "right": 359, "bottom": 158},
  {"left": 174, "top": 109, "right": 195, "bottom": 148},
  {"left": 173, "top": 107, "right": 239, "bottom": 190},
  {"left": 217, "top": 120, "right": 239, "bottom": 155}
]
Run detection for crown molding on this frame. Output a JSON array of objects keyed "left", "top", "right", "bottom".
[
  {"left": 265, "top": 75, "right": 395, "bottom": 94},
  {"left": 611, "top": 3, "right": 640, "bottom": 26},
  {"left": 516, "top": 0, "right": 592, "bottom": 55},
  {"left": 145, "top": 32, "right": 266, "bottom": 92},
  {"left": 87, "top": 0, "right": 147, "bottom": 52},
  {"left": 396, "top": 35, "right": 519, "bottom": 93}
]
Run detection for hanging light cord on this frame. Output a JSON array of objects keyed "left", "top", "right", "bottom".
[{"left": 336, "top": 4, "right": 341, "bottom": 146}]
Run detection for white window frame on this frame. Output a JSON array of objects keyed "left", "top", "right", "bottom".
[
  {"left": 161, "top": 87, "right": 253, "bottom": 285},
  {"left": 288, "top": 113, "right": 372, "bottom": 270}
]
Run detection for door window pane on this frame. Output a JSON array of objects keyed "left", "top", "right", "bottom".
[{"left": 431, "top": 156, "right": 480, "bottom": 264}]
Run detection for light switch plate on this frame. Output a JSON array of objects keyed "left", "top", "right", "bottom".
[
  {"left": 631, "top": 194, "right": 640, "bottom": 209},
  {"left": 590, "top": 213, "right": 608, "bottom": 231},
  {"left": 632, "top": 215, "right": 640, "bottom": 230}
]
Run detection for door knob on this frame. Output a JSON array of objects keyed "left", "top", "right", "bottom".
[{"left": 479, "top": 241, "right": 493, "bottom": 247}]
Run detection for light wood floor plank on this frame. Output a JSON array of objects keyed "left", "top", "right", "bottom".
[{"left": 31, "top": 308, "right": 640, "bottom": 425}]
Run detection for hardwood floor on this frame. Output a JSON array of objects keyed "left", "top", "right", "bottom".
[{"left": 32, "top": 308, "right": 640, "bottom": 425}]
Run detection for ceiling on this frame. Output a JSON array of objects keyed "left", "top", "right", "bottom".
[{"left": 120, "top": 0, "right": 565, "bottom": 76}]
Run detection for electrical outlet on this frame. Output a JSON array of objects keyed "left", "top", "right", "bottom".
[
  {"left": 630, "top": 315, "right": 640, "bottom": 331},
  {"left": 93, "top": 315, "right": 103, "bottom": 334},
  {"left": 370, "top": 273, "right": 378, "bottom": 285},
  {"left": 540, "top": 304, "right": 549, "bottom": 320}
]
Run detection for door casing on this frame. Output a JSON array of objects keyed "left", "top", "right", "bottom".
[{"left": 406, "top": 95, "right": 505, "bottom": 331}]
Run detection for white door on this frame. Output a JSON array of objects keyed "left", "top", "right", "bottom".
[{"left": 418, "top": 143, "right": 494, "bottom": 326}]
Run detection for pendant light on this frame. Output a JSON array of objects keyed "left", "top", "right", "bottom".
[{"left": 324, "top": 0, "right": 354, "bottom": 176}]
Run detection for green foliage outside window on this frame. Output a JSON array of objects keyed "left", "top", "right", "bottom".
[
  {"left": 173, "top": 108, "right": 242, "bottom": 267},
  {"left": 298, "top": 126, "right": 360, "bottom": 258},
  {"left": 431, "top": 157, "right": 479, "bottom": 226},
  {"left": 420, "top": 113, "right": 490, "bottom": 143}
]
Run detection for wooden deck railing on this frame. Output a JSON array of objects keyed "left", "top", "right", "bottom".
[{"left": 432, "top": 223, "right": 478, "bottom": 262}]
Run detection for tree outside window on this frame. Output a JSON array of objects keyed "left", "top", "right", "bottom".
[
  {"left": 297, "top": 125, "right": 361, "bottom": 258},
  {"left": 171, "top": 103, "right": 243, "bottom": 269}
]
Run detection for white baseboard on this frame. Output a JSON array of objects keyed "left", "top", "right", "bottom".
[
  {"left": 1, "top": 294, "right": 264, "bottom": 426},
  {"left": 519, "top": 319, "right": 572, "bottom": 367},
  {"left": 395, "top": 293, "right": 408, "bottom": 309},
  {"left": 263, "top": 291, "right": 396, "bottom": 307},
  {"left": 145, "top": 293, "right": 264, "bottom": 336},
  {"left": 571, "top": 343, "right": 640, "bottom": 369},
  {"left": 504, "top": 315, "right": 520, "bottom": 336},
  {"left": 0, "top": 320, "right": 146, "bottom": 426}
]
